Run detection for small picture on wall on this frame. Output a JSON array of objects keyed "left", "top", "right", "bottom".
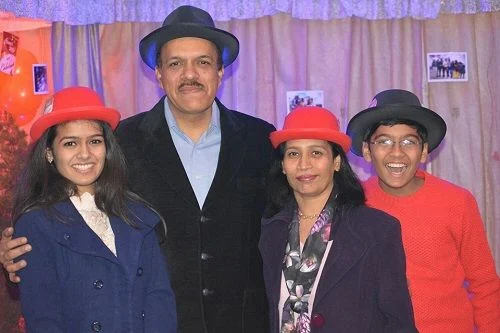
[
  {"left": 0, "top": 32, "right": 19, "bottom": 75},
  {"left": 427, "top": 52, "right": 468, "bottom": 82},
  {"left": 33, "top": 64, "right": 49, "bottom": 94},
  {"left": 286, "top": 90, "right": 324, "bottom": 114}
]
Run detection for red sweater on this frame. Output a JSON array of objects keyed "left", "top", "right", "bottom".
[{"left": 364, "top": 170, "right": 499, "bottom": 333}]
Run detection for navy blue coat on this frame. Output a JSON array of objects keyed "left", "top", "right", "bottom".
[
  {"left": 14, "top": 200, "right": 177, "bottom": 333},
  {"left": 259, "top": 203, "right": 417, "bottom": 333}
]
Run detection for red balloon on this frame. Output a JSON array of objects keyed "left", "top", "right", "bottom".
[{"left": 0, "top": 49, "right": 43, "bottom": 126}]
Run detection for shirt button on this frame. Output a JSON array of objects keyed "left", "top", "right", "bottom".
[
  {"left": 91, "top": 321, "right": 102, "bottom": 332},
  {"left": 201, "top": 288, "right": 214, "bottom": 297},
  {"left": 311, "top": 313, "right": 325, "bottom": 328},
  {"left": 137, "top": 267, "right": 143, "bottom": 276},
  {"left": 93, "top": 279, "right": 104, "bottom": 289}
]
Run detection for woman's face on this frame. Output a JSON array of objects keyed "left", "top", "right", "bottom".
[
  {"left": 47, "top": 120, "right": 106, "bottom": 195},
  {"left": 282, "top": 139, "right": 340, "bottom": 202}
]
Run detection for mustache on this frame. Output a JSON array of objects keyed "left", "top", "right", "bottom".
[{"left": 179, "top": 81, "right": 203, "bottom": 89}]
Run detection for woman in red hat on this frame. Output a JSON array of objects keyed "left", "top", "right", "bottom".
[
  {"left": 259, "top": 106, "right": 417, "bottom": 333},
  {"left": 11, "top": 87, "right": 177, "bottom": 332}
]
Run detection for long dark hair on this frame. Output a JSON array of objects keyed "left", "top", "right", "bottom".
[
  {"left": 263, "top": 141, "right": 365, "bottom": 219},
  {"left": 12, "top": 120, "right": 157, "bottom": 227}
]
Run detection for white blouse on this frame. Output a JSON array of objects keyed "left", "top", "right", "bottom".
[{"left": 70, "top": 192, "right": 117, "bottom": 256}]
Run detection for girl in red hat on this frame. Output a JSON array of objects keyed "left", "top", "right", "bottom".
[{"left": 10, "top": 86, "right": 177, "bottom": 332}]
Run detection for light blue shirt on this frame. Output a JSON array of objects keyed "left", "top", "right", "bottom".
[{"left": 164, "top": 100, "right": 221, "bottom": 208}]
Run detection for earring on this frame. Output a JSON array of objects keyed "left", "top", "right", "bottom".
[
  {"left": 282, "top": 170, "right": 286, "bottom": 175},
  {"left": 47, "top": 156, "right": 53, "bottom": 164}
]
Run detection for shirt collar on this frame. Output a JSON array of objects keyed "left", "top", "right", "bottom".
[{"left": 163, "top": 98, "right": 221, "bottom": 136}]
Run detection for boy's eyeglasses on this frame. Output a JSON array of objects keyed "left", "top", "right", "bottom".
[{"left": 369, "top": 138, "right": 421, "bottom": 151}]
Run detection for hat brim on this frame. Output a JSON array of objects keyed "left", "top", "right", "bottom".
[
  {"left": 139, "top": 24, "right": 239, "bottom": 69},
  {"left": 270, "top": 129, "right": 352, "bottom": 153},
  {"left": 347, "top": 104, "right": 447, "bottom": 156},
  {"left": 30, "top": 106, "right": 121, "bottom": 142}
]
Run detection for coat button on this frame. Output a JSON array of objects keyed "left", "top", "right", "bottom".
[
  {"left": 200, "top": 216, "right": 210, "bottom": 223},
  {"left": 141, "top": 311, "right": 145, "bottom": 319},
  {"left": 201, "top": 288, "right": 214, "bottom": 297},
  {"left": 63, "top": 233, "right": 71, "bottom": 240},
  {"left": 137, "top": 267, "right": 143, "bottom": 276},
  {"left": 201, "top": 252, "right": 212, "bottom": 261},
  {"left": 90, "top": 321, "right": 102, "bottom": 332},
  {"left": 93, "top": 280, "right": 104, "bottom": 289},
  {"left": 311, "top": 313, "right": 325, "bottom": 328}
]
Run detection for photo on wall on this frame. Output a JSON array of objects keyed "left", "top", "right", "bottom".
[
  {"left": 286, "top": 90, "right": 324, "bottom": 114},
  {"left": 427, "top": 52, "right": 468, "bottom": 82},
  {"left": 0, "top": 31, "right": 19, "bottom": 75},
  {"left": 33, "top": 64, "right": 48, "bottom": 94}
]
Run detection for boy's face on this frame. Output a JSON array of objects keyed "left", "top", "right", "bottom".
[{"left": 362, "top": 124, "right": 428, "bottom": 196}]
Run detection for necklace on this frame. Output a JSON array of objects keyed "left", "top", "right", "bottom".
[{"left": 298, "top": 211, "right": 320, "bottom": 220}]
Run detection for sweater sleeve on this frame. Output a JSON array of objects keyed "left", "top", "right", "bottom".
[
  {"left": 459, "top": 192, "right": 500, "bottom": 332},
  {"left": 14, "top": 213, "right": 65, "bottom": 333}
]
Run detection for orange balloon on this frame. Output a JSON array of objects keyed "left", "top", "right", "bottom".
[
  {"left": 0, "top": 49, "right": 43, "bottom": 126},
  {"left": 0, "top": 71, "right": 10, "bottom": 89}
]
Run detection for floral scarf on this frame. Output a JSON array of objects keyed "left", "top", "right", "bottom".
[{"left": 281, "top": 203, "right": 334, "bottom": 333}]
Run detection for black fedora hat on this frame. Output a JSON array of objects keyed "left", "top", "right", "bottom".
[
  {"left": 347, "top": 89, "right": 447, "bottom": 156},
  {"left": 139, "top": 5, "right": 239, "bottom": 69}
]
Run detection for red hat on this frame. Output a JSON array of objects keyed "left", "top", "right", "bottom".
[
  {"left": 270, "top": 106, "right": 351, "bottom": 153},
  {"left": 30, "top": 86, "right": 121, "bottom": 142}
]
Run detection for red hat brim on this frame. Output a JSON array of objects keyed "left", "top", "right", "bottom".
[
  {"left": 30, "top": 105, "right": 121, "bottom": 142},
  {"left": 270, "top": 128, "right": 352, "bottom": 153}
]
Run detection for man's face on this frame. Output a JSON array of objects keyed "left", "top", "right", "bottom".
[
  {"left": 362, "top": 124, "right": 428, "bottom": 196},
  {"left": 155, "top": 37, "right": 223, "bottom": 118}
]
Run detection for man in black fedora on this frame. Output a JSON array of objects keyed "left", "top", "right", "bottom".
[
  {"left": 347, "top": 89, "right": 499, "bottom": 332},
  {"left": 0, "top": 5, "right": 273, "bottom": 333}
]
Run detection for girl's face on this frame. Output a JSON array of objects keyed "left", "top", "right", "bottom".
[{"left": 47, "top": 120, "right": 106, "bottom": 195}]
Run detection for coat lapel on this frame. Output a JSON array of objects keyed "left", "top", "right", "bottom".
[
  {"left": 111, "top": 215, "right": 148, "bottom": 279},
  {"left": 260, "top": 204, "right": 294, "bottom": 309},
  {"left": 138, "top": 97, "right": 199, "bottom": 210},
  {"left": 53, "top": 201, "right": 155, "bottom": 280},
  {"left": 313, "top": 212, "right": 368, "bottom": 306},
  {"left": 203, "top": 99, "right": 246, "bottom": 210},
  {"left": 53, "top": 201, "right": 120, "bottom": 264}
]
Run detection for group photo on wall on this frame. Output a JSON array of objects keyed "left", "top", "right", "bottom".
[{"left": 0, "top": 0, "right": 499, "bottom": 332}]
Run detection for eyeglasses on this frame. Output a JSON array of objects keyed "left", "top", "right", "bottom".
[{"left": 369, "top": 137, "right": 421, "bottom": 151}]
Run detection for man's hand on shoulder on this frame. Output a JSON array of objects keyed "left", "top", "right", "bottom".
[{"left": 0, "top": 227, "right": 31, "bottom": 283}]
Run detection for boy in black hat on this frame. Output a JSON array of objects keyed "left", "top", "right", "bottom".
[
  {"left": 347, "top": 89, "right": 499, "bottom": 332},
  {"left": 0, "top": 5, "right": 273, "bottom": 333}
]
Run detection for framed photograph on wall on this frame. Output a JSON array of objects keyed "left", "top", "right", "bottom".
[
  {"left": 427, "top": 52, "right": 468, "bottom": 82},
  {"left": 33, "top": 64, "right": 49, "bottom": 94},
  {"left": 286, "top": 90, "right": 324, "bottom": 114},
  {"left": 0, "top": 32, "right": 19, "bottom": 75}
]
